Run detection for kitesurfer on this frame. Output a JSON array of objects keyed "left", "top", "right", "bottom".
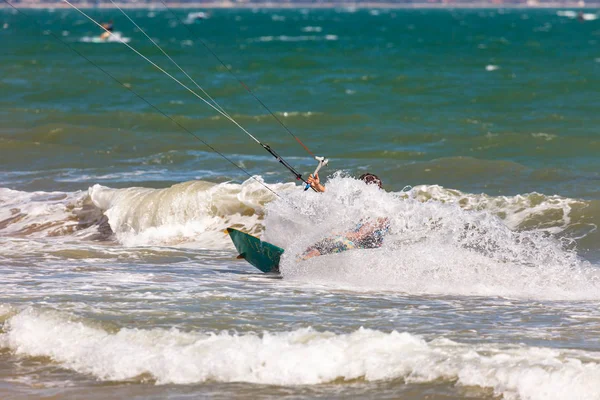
[
  {"left": 302, "top": 172, "right": 389, "bottom": 259},
  {"left": 99, "top": 20, "right": 113, "bottom": 40}
]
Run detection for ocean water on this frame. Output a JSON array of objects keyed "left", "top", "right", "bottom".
[{"left": 2, "top": 6, "right": 600, "bottom": 399}]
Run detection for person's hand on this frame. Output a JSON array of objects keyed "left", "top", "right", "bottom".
[{"left": 307, "top": 173, "right": 325, "bottom": 192}]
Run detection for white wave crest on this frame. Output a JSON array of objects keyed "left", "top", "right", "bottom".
[
  {"left": 2, "top": 307, "right": 600, "bottom": 399},
  {"left": 0, "top": 177, "right": 594, "bottom": 257},
  {"left": 251, "top": 35, "right": 338, "bottom": 43},
  {"left": 183, "top": 11, "right": 209, "bottom": 24},
  {"left": 89, "top": 178, "right": 295, "bottom": 247},
  {"left": 404, "top": 184, "right": 588, "bottom": 234}
]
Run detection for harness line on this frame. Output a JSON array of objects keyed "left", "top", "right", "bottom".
[
  {"left": 59, "top": 0, "right": 319, "bottom": 188},
  {"left": 108, "top": 0, "right": 230, "bottom": 118},
  {"left": 158, "top": 0, "right": 316, "bottom": 157},
  {"left": 3, "top": 0, "right": 289, "bottom": 199}
]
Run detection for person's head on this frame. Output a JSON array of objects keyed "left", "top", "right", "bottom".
[{"left": 359, "top": 173, "right": 382, "bottom": 189}]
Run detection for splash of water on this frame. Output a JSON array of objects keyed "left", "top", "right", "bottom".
[{"left": 264, "top": 175, "right": 600, "bottom": 300}]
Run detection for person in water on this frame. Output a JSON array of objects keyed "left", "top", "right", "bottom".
[
  {"left": 302, "top": 172, "right": 389, "bottom": 259},
  {"left": 99, "top": 21, "right": 114, "bottom": 40},
  {"left": 307, "top": 172, "right": 382, "bottom": 192}
]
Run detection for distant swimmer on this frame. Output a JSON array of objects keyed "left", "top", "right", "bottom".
[
  {"left": 194, "top": 11, "right": 209, "bottom": 20},
  {"left": 184, "top": 11, "right": 210, "bottom": 24},
  {"left": 99, "top": 20, "right": 113, "bottom": 40}
]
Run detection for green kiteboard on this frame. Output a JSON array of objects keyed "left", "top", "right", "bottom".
[{"left": 227, "top": 228, "right": 284, "bottom": 273}]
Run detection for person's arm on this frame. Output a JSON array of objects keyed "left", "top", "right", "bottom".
[{"left": 307, "top": 173, "right": 326, "bottom": 192}]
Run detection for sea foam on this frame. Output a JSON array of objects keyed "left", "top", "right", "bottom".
[
  {"left": 1, "top": 307, "right": 600, "bottom": 399},
  {"left": 265, "top": 175, "right": 599, "bottom": 300}
]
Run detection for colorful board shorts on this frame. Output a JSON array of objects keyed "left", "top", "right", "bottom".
[
  {"left": 301, "top": 219, "right": 390, "bottom": 259},
  {"left": 318, "top": 235, "right": 357, "bottom": 253},
  {"left": 305, "top": 235, "right": 357, "bottom": 256}
]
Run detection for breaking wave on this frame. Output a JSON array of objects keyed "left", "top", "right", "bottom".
[
  {"left": 0, "top": 174, "right": 598, "bottom": 253},
  {"left": 1, "top": 306, "right": 599, "bottom": 400}
]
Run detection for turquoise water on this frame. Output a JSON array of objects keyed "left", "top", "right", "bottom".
[
  {"left": 2, "top": 7, "right": 600, "bottom": 399},
  {"left": 3, "top": 8, "right": 600, "bottom": 195}
]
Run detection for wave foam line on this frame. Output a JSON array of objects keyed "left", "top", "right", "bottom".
[{"left": 2, "top": 308, "right": 600, "bottom": 399}]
